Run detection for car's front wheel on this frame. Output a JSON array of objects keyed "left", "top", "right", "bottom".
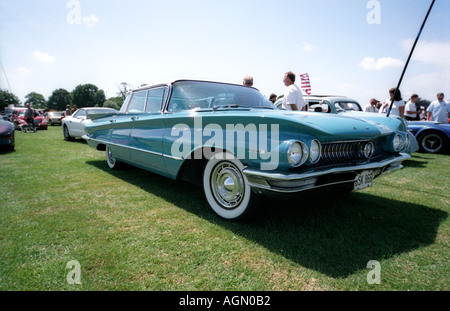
[
  {"left": 418, "top": 131, "right": 448, "bottom": 153},
  {"left": 203, "top": 152, "right": 256, "bottom": 221}
]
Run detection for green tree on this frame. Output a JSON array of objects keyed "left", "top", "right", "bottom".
[
  {"left": 48, "top": 88, "right": 71, "bottom": 111},
  {"left": 0, "top": 89, "right": 21, "bottom": 111},
  {"left": 71, "top": 84, "right": 106, "bottom": 108},
  {"left": 117, "top": 82, "right": 131, "bottom": 100},
  {"left": 25, "top": 92, "right": 47, "bottom": 109},
  {"left": 103, "top": 96, "right": 123, "bottom": 110}
]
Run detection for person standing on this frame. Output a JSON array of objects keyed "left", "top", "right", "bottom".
[
  {"left": 242, "top": 76, "right": 254, "bottom": 87},
  {"left": 281, "top": 71, "right": 306, "bottom": 111},
  {"left": 65, "top": 105, "right": 72, "bottom": 116},
  {"left": 269, "top": 93, "right": 277, "bottom": 104},
  {"left": 427, "top": 93, "right": 449, "bottom": 123},
  {"left": 364, "top": 98, "right": 379, "bottom": 112},
  {"left": 378, "top": 87, "right": 405, "bottom": 118},
  {"left": 24, "top": 103, "right": 35, "bottom": 131},
  {"left": 404, "top": 94, "right": 421, "bottom": 121}
]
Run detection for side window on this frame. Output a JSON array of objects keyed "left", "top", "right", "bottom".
[
  {"left": 145, "top": 88, "right": 165, "bottom": 113},
  {"left": 74, "top": 110, "right": 86, "bottom": 118},
  {"left": 127, "top": 91, "right": 147, "bottom": 113}
]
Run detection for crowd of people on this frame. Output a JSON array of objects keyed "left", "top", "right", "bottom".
[
  {"left": 243, "top": 73, "right": 449, "bottom": 123},
  {"left": 363, "top": 89, "right": 449, "bottom": 123}
]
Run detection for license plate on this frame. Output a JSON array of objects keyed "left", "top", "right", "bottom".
[{"left": 354, "top": 170, "right": 373, "bottom": 191}]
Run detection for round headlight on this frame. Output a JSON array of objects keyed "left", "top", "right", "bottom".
[
  {"left": 393, "top": 133, "right": 405, "bottom": 152},
  {"left": 287, "top": 141, "right": 308, "bottom": 167},
  {"left": 310, "top": 140, "right": 321, "bottom": 163}
]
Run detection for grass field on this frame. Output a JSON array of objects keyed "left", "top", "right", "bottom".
[{"left": 0, "top": 126, "right": 449, "bottom": 291}]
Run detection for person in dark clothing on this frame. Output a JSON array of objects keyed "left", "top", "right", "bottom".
[{"left": 24, "top": 103, "right": 36, "bottom": 131}]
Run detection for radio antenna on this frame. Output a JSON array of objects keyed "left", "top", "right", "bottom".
[{"left": 387, "top": 0, "right": 435, "bottom": 117}]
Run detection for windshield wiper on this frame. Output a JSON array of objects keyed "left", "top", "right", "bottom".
[
  {"left": 212, "top": 104, "right": 249, "bottom": 110},
  {"left": 250, "top": 106, "right": 275, "bottom": 110}
]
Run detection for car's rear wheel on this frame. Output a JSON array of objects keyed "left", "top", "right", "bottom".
[
  {"left": 63, "top": 125, "right": 74, "bottom": 141},
  {"left": 106, "top": 146, "right": 121, "bottom": 169},
  {"left": 418, "top": 131, "right": 447, "bottom": 153},
  {"left": 203, "top": 152, "right": 255, "bottom": 221}
]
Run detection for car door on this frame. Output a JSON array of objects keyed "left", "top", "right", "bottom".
[
  {"left": 129, "top": 87, "right": 168, "bottom": 175},
  {"left": 107, "top": 91, "right": 146, "bottom": 162},
  {"left": 69, "top": 109, "right": 87, "bottom": 137}
]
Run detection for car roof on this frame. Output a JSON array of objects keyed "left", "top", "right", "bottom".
[
  {"left": 305, "top": 95, "right": 360, "bottom": 103},
  {"left": 79, "top": 107, "right": 117, "bottom": 110},
  {"left": 131, "top": 79, "right": 258, "bottom": 92}
]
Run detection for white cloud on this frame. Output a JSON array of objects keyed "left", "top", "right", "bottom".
[
  {"left": 32, "top": 51, "right": 55, "bottom": 63},
  {"left": 402, "top": 39, "right": 450, "bottom": 67},
  {"left": 302, "top": 41, "right": 317, "bottom": 53},
  {"left": 83, "top": 14, "right": 99, "bottom": 28},
  {"left": 359, "top": 57, "right": 403, "bottom": 71}
]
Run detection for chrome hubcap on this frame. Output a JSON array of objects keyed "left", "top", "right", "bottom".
[
  {"left": 107, "top": 148, "right": 115, "bottom": 165},
  {"left": 211, "top": 162, "right": 245, "bottom": 209},
  {"left": 422, "top": 134, "right": 442, "bottom": 152}
]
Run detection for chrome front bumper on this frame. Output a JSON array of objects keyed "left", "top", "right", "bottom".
[{"left": 243, "top": 153, "right": 410, "bottom": 194}]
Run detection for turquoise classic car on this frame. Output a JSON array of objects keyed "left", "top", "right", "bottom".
[{"left": 83, "top": 80, "right": 411, "bottom": 221}]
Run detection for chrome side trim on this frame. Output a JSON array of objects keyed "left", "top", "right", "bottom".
[{"left": 84, "top": 137, "right": 184, "bottom": 161}]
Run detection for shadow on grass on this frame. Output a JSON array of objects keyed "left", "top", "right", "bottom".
[
  {"left": 0, "top": 147, "right": 15, "bottom": 154},
  {"left": 402, "top": 153, "right": 437, "bottom": 169},
  {"left": 87, "top": 160, "right": 448, "bottom": 278},
  {"left": 63, "top": 138, "right": 88, "bottom": 145}
]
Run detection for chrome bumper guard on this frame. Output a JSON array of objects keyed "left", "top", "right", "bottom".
[{"left": 243, "top": 153, "right": 410, "bottom": 194}]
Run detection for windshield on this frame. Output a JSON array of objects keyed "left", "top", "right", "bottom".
[
  {"left": 335, "top": 101, "right": 362, "bottom": 112},
  {"left": 167, "top": 81, "right": 274, "bottom": 112}
]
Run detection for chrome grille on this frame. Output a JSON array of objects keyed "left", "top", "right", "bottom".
[{"left": 315, "top": 141, "right": 370, "bottom": 169}]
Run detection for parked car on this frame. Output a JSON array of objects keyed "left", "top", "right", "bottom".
[
  {"left": 275, "top": 95, "right": 363, "bottom": 113},
  {"left": 275, "top": 94, "right": 419, "bottom": 154},
  {"left": 0, "top": 119, "right": 15, "bottom": 150},
  {"left": 44, "top": 111, "right": 63, "bottom": 126},
  {"left": 62, "top": 107, "right": 118, "bottom": 141},
  {"left": 83, "top": 80, "right": 411, "bottom": 221},
  {"left": 407, "top": 121, "right": 450, "bottom": 154},
  {"left": 12, "top": 109, "right": 48, "bottom": 130}
]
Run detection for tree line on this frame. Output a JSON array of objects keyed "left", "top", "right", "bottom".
[{"left": 0, "top": 82, "right": 131, "bottom": 112}]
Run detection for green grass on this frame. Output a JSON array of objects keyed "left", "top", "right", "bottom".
[{"left": 0, "top": 126, "right": 448, "bottom": 290}]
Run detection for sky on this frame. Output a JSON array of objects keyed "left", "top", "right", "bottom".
[{"left": 1, "top": 0, "right": 449, "bottom": 107}]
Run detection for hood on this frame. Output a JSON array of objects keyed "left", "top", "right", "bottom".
[
  {"left": 256, "top": 110, "right": 400, "bottom": 139},
  {"left": 190, "top": 109, "right": 402, "bottom": 142}
]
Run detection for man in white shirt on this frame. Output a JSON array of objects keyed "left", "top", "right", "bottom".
[
  {"left": 404, "top": 94, "right": 421, "bottom": 121},
  {"left": 427, "top": 93, "right": 449, "bottom": 123},
  {"left": 282, "top": 71, "right": 306, "bottom": 111},
  {"left": 364, "top": 98, "right": 379, "bottom": 113}
]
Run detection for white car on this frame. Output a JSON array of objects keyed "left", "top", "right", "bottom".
[{"left": 62, "top": 107, "right": 118, "bottom": 141}]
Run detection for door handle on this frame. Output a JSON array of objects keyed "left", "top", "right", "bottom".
[
  {"left": 110, "top": 119, "right": 116, "bottom": 123},
  {"left": 131, "top": 116, "right": 139, "bottom": 121}
]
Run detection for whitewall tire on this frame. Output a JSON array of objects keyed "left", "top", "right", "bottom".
[
  {"left": 203, "top": 152, "right": 255, "bottom": 221},
  {"left": 106, "top": 146, "right": 121, "bottom": 169}
]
